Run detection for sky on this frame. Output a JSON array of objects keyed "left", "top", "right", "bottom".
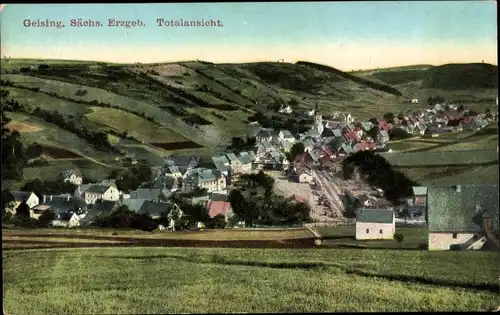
[{"left": 0, "top": 2, "right": 497, "bottom": 70}]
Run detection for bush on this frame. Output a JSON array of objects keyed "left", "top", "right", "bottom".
[
  {"left": 418, "top": 243, "right": 428, "bottom": 250},
  {"left": 38, "top": 209, "right": 56, "bottom": 227},
  {"left": 394, "top": 233, "right": 404, "bottom": 245}
]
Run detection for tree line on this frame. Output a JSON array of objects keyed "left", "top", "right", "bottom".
[
  {"left": 228, "top": 171, "right": 312, "bottom": 226},
  {"left": 342, "top": 151, "right": 419, "bottom": 204}
]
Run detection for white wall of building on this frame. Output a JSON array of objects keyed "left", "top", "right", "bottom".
[
  {"left": 428, "top": 232, "right": 477, "bottom": 250},
  {"left": 356, "top": 222, "right": 395, "bottom": 240}
]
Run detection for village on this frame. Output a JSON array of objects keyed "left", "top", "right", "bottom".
[{"left": 4, "top": 99, "right": 499, "bottom": 251}]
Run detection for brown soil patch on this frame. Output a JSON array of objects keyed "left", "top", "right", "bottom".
[
  {"left": 2, "top": 233, "right": 315, "bottom": 250},
  {"left": 5, "top": 122, "right": 42, "bottom": 133}
]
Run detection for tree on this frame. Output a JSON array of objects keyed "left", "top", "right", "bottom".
[
  {"left": 38, "top": 209, "right": 56, "bottom": 227},
  {"left": 15, "top": 202, "right": 30, "bottom": 219},
  {"left": 288, "top": 98, "right": 298, "bottom": 108},
  {"left": 399, "top": 207, "right": 410, "bottom": 223},
  {"left": 383, "top": 112, "right": 395, "bottom": 123},
  {"left": 368, "top": 118, "right": 378, "bottom": 125},
  {"left": 208, "top": 214, "right": 227, "bottom": 229},
  {"left": 289, "top": 142, "right": 305, "bottom": 161},
  {"left": 394, "top": 233, "right": 404, "bottom": 246},
  {"left": 367, "top": 125, "right": 380, "bottom": 140},
  {"left": 414, "top": 209, "right": 423, "bottom": 222},
  {"left": 457, "top": 104, "right": 465, "bottom": 112},
  {"left": 1, "top": 189, "right": 15, "bottom": 217},
  {"left": 1, "top": 111, "right": 26, "bottom": 180}
]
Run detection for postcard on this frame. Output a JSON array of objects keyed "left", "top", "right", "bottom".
[{"left": 1, "top": 2, "right": 498, "bottom": 314}]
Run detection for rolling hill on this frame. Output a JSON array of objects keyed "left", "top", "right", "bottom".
[{"left": 1, "top": 58, "right": 498, "bottom": 186}]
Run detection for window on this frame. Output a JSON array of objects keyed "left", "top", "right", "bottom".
[
  {"left": 366, "top": 229, "right": 369, "bottom": 234},
  {"left": 379, "top": 229, "right": 383, "bottom": 234},
  {"left": 452, "top": 233, "right": 457, "bottom": 239}
]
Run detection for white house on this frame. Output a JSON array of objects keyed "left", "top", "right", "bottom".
[
  {"left": 298, "top": 171, "right": 313, "bottom": 183},
  {"left": 411, "top": 98, "right": 419, "bottom": 104},
  {"left": 182, "top": 168, "right": 227, "bottom": 193},
  {"left": 82, "top": 184, "right": 120, "bottom": 204},
  {"left": 59, "top": 169, "right": 83, "bottom": 185},
  {"left": 278, "top": 105, "right": 293, "bottom": 114},
  {"left": 256, "top": 129, "right": 273, "bottom": 143},
  {"left": 6, "top": 191, "right": 40, "bottom": 215},
  {"left": 278, "top": 130, "right": 295, "bottom": 142},
  {"left": 355, "top": 208, "right": 395, "bottom": 240},
  {"left": 427, "top": 185, "right": 499, "bottom": 251}
]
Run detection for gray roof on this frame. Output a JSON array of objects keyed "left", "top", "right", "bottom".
[
  {"left": 186, "top": 168, "right": 222, "bottom": 183},
  {"left": 360, "top": 122, "right": 373, "bottom": 131},
  {"left": 90, "top": 200, "right": 117, "bottom": 213},
  {"left": 226, "top": 153, "right": 240, "bottom": 163},
  {"left": 412, "top": 186, "right": 428, "bottom": 196},
  {"left": 378, "top": 130, "right": 389, "bottom": 138},
  {"left": 214, "top": 161, "right": 231, "bottom": 172},
  {"left": 304, "top": 130, "right": 321, "bottom": 138},
  {"left": 39, "top": 195, "right": 87, "bottom": 215},
  {"left": 60, "top": 169, "right": 82, "bottom": 178},
  {"left": 130, "top": 189, "right": 163, "bottom": 201},
  {"left": 280, "top": 130, "right": 294, "bottom": 138},
  {"left": 166, "top": 155, "right": 199, "bottom": 169},
  {"left": 257, "top": 129, "right": 273, "bottom": 138},
  {"left": 165, "top": 165, "right": 181, "bottom": 174},
  {"left": 246, "top": 151, "right": 256, "bottom": 161},
  {"left": 303, "top": 138, "right": 315, "bottom": 148},
  {"left": 137, "top": 201, "right": 176, "bottom": 218},
  {"left": 212, "top": 155, "right": 229, "bottom": 165},
  {"left": 263, "top": 142, "right": 276, "bottom": 151},
  {"left": 11, "top": 191, "right": 35, "bottom": 202},
  {"left": 122, "top": 198, "right": 148, "bottom": 212},
  {"left": 210, "top": 193, "right": 229, "bottom": 202},
  {"left": 356, "top": 209, "right": 394, "bottom": 223},
  {"left": 238, "top": 153, "right": 252, "bottom": 165},
  {"left": 321, "top": 128, "right": 335, "bottom": 138},
  {"left": 427, "top": 185, "right": 499, "bottom": 233},
  {"left": 85, "top": 185, "right": 112, "bottom": 194},
  {"left": 308, "top": 150, "right": 320, "bottom": 162},
  {"left": 340, "top": 143, "right": 354, "bottom": 154},
  {"left": 151, "top": 176, "right": 176, "bottom": 190}
]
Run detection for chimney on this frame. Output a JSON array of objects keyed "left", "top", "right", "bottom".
[
  {"left": 455, "top": 185, "right": 461, "bottom": 193},
  {"left": 43, "top": 195, "right": 46, "bottom": 203}
]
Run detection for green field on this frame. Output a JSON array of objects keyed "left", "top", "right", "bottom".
[
  {"left": 86, "top": 106, "right": 188, "bottom": 143},
  {"left": 314, "top": 226, "right": 428, "bottom": 249},
  {"left": 3, "top": 246, "right": 499, "bottom": 313}
]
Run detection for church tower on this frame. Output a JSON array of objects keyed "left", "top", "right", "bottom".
[{"left": 313, "top": 103, "right": 323, "bottom": 134}]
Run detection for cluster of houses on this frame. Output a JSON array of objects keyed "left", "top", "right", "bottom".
[{"left": 353, "top": 184, "right": 499, "bottom": 251}]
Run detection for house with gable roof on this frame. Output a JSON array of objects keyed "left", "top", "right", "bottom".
[
  {"left": 59, "top": 169, "right": 83, "bottom": 185},
  {"left": 182, "top": 168, "right": 227, "bottom": 193},
  {"left": 212, "top": 155, "right": 231, "bottom": 177},
  {"left": 356, "top": 208, "right": 395, "bottom": 240},
  {"left": 427, "top": 185, "right": 499, "bottom": 250},
  {"left": 376, "top": 129, "right": 390, "bottom": 145},
  {"left": 81, "top": 183, "right": 120, "bottom": 205},
  {"left": 206, "top": 200, "right": 234, "bottom": 222},
  {"left": 278, "top": 129, "right": 295, "bottom": 142},
  {"left": 237, "top": 152, "right": 253, "bottom": 174},
  {"left": 5, "top": 191, "right": 40, "bottom": 215},
  {"left": 256, "top": 129, "right": 273, "bottom": 143},
  {"left": 165, "top": 154, "right": 199, "bottom": 174}
]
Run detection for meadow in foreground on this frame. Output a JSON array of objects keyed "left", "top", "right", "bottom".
[{"left": 3, "top": 247, "right": 499, "bottom": 314}]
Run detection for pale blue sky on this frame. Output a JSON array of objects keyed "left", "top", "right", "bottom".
[{"left": 1, "top": 2, "right": 497, "bottom": 70}]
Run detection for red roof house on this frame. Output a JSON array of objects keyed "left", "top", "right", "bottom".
[{"left": 206, "top": 200, "right": 233, "bottom": 218}]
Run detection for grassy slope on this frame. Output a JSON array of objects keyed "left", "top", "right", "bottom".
[
  {"left": 86, "top": 106, "right": 189, "bottom": 143},
  {"left": 3, "top": 247, "right": 499, "bottom": 313}
]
